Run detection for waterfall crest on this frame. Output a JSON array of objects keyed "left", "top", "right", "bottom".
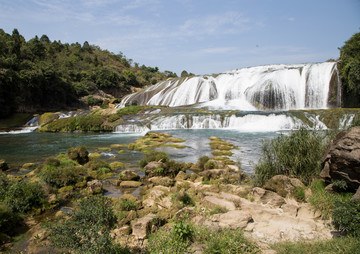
[{"left": 118, "top": 62, "right": 339, "bottom": 110}]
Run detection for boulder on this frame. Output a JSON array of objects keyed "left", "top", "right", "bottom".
[
  {"left": 0, "top": 160, "right": 9, "bottom": 171},
  {"left": 148, "top": 176, "right": 174, "bottom": 187},
  {"left": 119, "top": 181, "right": 142, "bottom": 188},
  {"left": 87, "top": 179, "right": 103, "bottom": 194},
  {"left": 144, "top": 161, "right": 166, "bottom": 177},
  {"left": 250, "top": 187, "right": 285, "bottom": 208},
  {"left": 67, "top": 146, "right": 89, "bottom": 165},
  {"left": 321, "top": 126, "right": 360, "bottom": 191},
  {"left": 132, "top": 214, "right": 156, "bottom": 239},
  {"left": 119, "top": 170, "right": 140, "bottom": 181},
  {"left": 264, "top": 175, "right": 305, "bottom": 198}
]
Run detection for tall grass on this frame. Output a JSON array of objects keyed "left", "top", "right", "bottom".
[{"left": 254, "top": 128, "right": 330, "bottom": 186}]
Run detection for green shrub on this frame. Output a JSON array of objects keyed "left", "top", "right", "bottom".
[
  {"left": 139, "top": 151, "right": 169, "bottom": 168},
  {"left": 308, "top": 180, "right": 353, "bottom": 219},
  {"left": 39, "top": 164, "right": 85, "bottom": 188},
  {"left": 254, "top": 128, "right": 328, "bottom": 186},
  {"left": 67, "top": 146, "right": 89, "bottom": 165},
  {"left": 4, "top": 181, "right": 45, "bottom": 213},
  {"left": 171, "top": 191, "right": 195, "bottom": 207},
  {"left": 0, "top": 203, "right": 23, "bottom": 234},
  {"left": 147, "top": 227, "right": 191, "bottom": 254},
  {"left": 196, "top": 156, "right": 209, "bottom": 170},
  {"left": 204, "top": 160, "right": 217, "bottom": 170},
  {"left": 196, "top": 227, "right": 259, "bottom": 254},
  {"left": 332, "top": 199, "right": 360, "bottom": 236},
  {"left": 48, "top": 196, "right": 127, "bottom": 253},
  {"left": 173, "top": 218, "right": 194, "bottom": 241},
  {"left": 120, "top": 199, "right": 136, "bottom": 211},
  {"left": 293, "top": 186, "right": 306, "bottom": 202}
]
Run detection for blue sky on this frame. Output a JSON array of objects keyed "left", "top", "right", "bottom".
[{"left": 1, "top": 0, "right": 359, "bottom": 75}]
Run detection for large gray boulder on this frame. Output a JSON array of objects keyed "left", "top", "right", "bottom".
[{"left": 321, "top": 126, "right": 360, "bottom": 191}]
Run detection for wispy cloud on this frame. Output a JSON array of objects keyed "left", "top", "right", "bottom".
[{"left": 180, "top": 11, "right": 251, "bottom": 36}]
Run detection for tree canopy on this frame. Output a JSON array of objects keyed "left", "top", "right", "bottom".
[
  {"left": 338, "top": 31, "right": 360, "bottom": 107},
  {"left": 0, "top": 28, "right": 177, "bottom": 118}
]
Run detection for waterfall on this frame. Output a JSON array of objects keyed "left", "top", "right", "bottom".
[{"left": 117, "top": 62, "right": 339, "bottom": 110}]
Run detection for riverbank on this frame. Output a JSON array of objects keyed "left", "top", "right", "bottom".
[{"left": 1, "top": 130, "right": 359, "bottom": 253}]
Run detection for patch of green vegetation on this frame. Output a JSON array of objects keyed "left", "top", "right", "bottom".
[
  {"left": 272, "top": 236, "right": 360, "bottom": 254},
  {"left": 48, "top": 195, "right": 128, "bottom": 253},
  {"left": 128, "top": 132, "right": 185, "bottom": 151},
  {"left": 212, "top": 150, "right": 233, "bottom": 156},
  {"left": 148, "top": 223, "right": 260, "bottom": 254},
  {"left": 254, "top": 128, "right": 329, "bottom": 186}
]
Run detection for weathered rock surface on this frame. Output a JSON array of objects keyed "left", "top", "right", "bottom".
[
  {"left": 264, "top": 175, "right": 305, "bottom": 198},
  {"left": 132, "top": 213, "right": 156, "bottom": 239},
  {"left": 119, "top": 170, "right": 140, "bottom": 181},
  {"left": 119, "top": 181, "right": 142, "bottom": 188},
  {"left": 321, "top": 126, "right": 360, "bottom": 191}
]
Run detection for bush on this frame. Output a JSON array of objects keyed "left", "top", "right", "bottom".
[
  {"left": 332, "top": 199, "right": 360, "bottom": 236},
  {"left": 0, "top": 203, "right": 23, "bottom": 234},
  {"left": 196, "top": 156, "right": 209, "bottom": 170},
  {"left": 48, "top": 195, "right": 127, "bottom": 253},
  {"left": 254, "top": 128, "right": 328, "bottom": 186},
  {"left": 4, "top": 181, "right": 45, "bottom": 213},
  {"left": 139, "top": 151, "right": 169, "bottom": 168},
  {"left": 67, "top": 146, "right": 89, "bottom": 165},
  {"left": 120, "top": 199, "right": 136, "bottom": 211},
  {"left": 39, "top": 163, "right": 86, "bottom": 188},
  {"left": 171, "top": 191, "right": 195, "bottom": 207},
  {"left": 204, "top": 160, "right": 217, "bottom": 170}
]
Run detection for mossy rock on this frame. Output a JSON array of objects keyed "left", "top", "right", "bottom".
[
  {"left": 97, "top": 147, "right": 111, "bottom": 152},
  {"left": 212, "top": 150, "right": 233, "bottom": 156},
  {"left": 118, "top": 150, "right": 125, "bottom": 154},
  {"left": 58, "top": 185, "right": 74, "bottom": 199},
  {"left": 67, "top": 146, "right": 89, "bottom": 165},
  {"left": 110, "top": 161, "right": 125, "bottom": 170},
  {"left": 110, "top": 144, "right": 127, "bottom": 149},
  {"left": 119, "top": 170, "right": 140, "bottom": 181},
  {"left": 39, "top": 112, "right": 58, "bottom": 125},
  {"left": 119, "top": 181, "right": 142, "bottom": 188},
  {"left": 89, "top": 152, "right": 102, "bottom": 160}
]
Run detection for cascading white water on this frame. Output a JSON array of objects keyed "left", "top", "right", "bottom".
[{"left": 117, "top": 62, "right": 339, "bottom": 110}]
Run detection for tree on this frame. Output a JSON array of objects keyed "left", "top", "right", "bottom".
[
  {"left": 339, "top": 32, "right": 360, "bottom": 107},
  {"left": 181, "top": 70, "right": 189, "bottom": 77},
  {"left": 40, "top": 34, "right": 51, "bottom": 43}
]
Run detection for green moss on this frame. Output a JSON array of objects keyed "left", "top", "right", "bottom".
[
  {"left": 109, "top": 161, "right": 125, "bottom": 170},
  {"left": 211, "top": 150, "right": 233, "bottom": 156},
  {"left": 89, "top": 152, "right": 102, "bottom": 160}
]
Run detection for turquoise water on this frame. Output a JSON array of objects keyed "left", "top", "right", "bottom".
[{"left": 0, "top": 130, "right": 279, "bottom": 174}]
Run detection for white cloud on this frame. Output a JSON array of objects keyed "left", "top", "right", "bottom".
[{"left": 180, "top": 11, "right": 251, "bottom": 36}]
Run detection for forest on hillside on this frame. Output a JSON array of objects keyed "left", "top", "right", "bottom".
[{"left": 0, "top": 29, "right": 178, "bottom": 118}]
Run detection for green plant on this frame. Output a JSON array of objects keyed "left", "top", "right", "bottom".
[
  {"left": 197, "top": 156, "right": 209, "bottom": 170},
  {"left": 194, "top": 226, "right": 259, "bottom": 254},
  {"left": 139, "top": 151, "right": 169, "bottom": 168},
  {"left": 204, "top": 160, "right": 218, "bottom": 170},
  {"left": 254, "top": 128, "right": 328, "bottom": 186},
  {"left": 293, "top": 186, "right": 306, "bottom": 202},
  {"left": 171, "top": 191, "right": 195, "bottom": 207},
  {"left": 4, "top": 181, "right": 45, "bottom": 213},
  {"left": 332, "top": 199, "right": 360, "bottom": 236},
  {"left": 272, "top": 236, "right": 360, "bottom": 254},
  {"left": 120, "top": 199, "right": 137, "bottom": 211},
  {"left": 48, "top": 195, "right": 128, "bottom": 253},
  {"left": 209, "top": 206, "right": 228, "bottom": 215},
  {"left": 173, "top": 218, "right": 193, "bottom": 241}
]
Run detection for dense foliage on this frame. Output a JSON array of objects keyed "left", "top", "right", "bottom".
[
  {"left": 0, "top": 28, "right": 177, "bottom": 118},
  {"left": 332, "top": 199, "right": 360, "bottom": 236},
  {"left": 48, "top": 195, "right": 128, "bottom": 253},
  {"left": 254, "top": 128, "right": 329, "bottom": 186},
  {"left": 338, "top": 32, "right": 360, "bottom": 107}
]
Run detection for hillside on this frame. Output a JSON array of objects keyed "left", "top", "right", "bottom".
[{"left": 0, "top": 28, "right": 177, "bottom": 118}]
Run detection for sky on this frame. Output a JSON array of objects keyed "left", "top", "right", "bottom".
[{"left": 0, "top": 0, "right": 359, "bottom": 75}]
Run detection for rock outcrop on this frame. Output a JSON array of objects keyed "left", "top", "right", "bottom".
[{"left": 321, "top": 126, "right": 360, "bottom": 191}]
